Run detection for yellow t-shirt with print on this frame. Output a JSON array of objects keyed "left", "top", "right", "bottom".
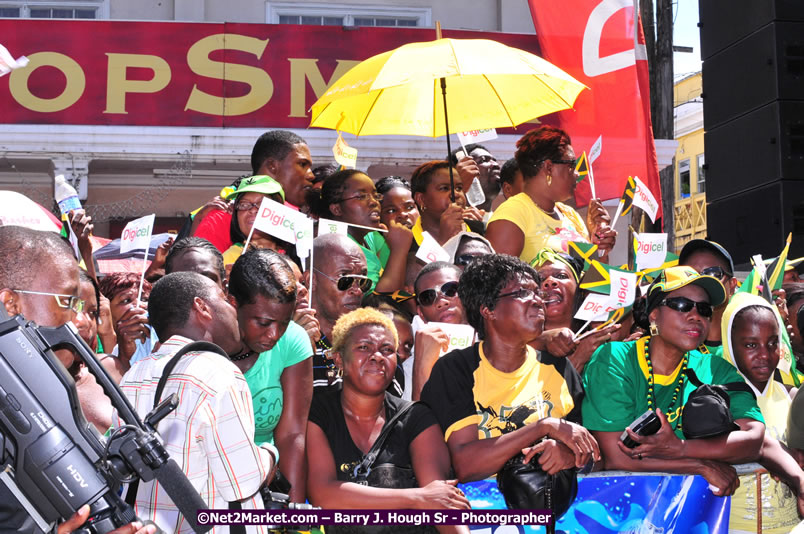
[{"left": 488, "top": 193, "right": 589, "bottom": 264}]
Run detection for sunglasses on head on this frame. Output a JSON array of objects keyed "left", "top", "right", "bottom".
[
  {"left": 455, "top": 254, "right": 484, "bottom": 267},
  {"left": 417, "top": 281, "right": 459, "bottom": 307},
  {"left": 660, "top": 296, "right": 713, "bottom": 318},
  {"left": 700, "top": 266, "right": 732, "bottom": 279},
  {"left": 314, "top": 268, "right": 372, "bottom": 293}
]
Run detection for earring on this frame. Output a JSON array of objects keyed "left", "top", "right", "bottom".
[
  {"left": 337, "top": 367, "right": 343, "bottom": 379},
  {"left": 546, "top": 175, "right": 552, "bottom": 186},
  {"left": 649, "top": 323, "right": 659, "bottom": 336}
]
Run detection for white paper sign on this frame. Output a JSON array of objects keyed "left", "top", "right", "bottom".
[
  {"left": 252, "top": 197, "right": 309, "bottom": 244},
  {"left": 427, "top": 322, "right": 476, "bottom": 355},
  {"left": 632, "top": 176, "right": 659, "bottom": 222},
  {"left": 416, "top": 231, "right": 450, "bottom": 264},
  {"left": 634, "top": 231, "right": 668, "bottom": 270},
  {"left": 608, "top": 269, "right": 637, "bottom": 309},
  {"left": 574, "top": 293, "right": 619, "bottom": 322},
  {"left": 589, "top": 135, "right": 602, "bottom": 164},
  {"left": 466, "top": 177, "right": 486, "bottom": 207},
  {"left": 457, "top": 128, "right": 497, "bottom": 146},
  {"left": 295, "top": 218, "right": 314, "bottom": 259},
  {"left": 316, "top": 217, "right": 349, "bottom": 236},
  {"left": 120, "top": 214, "right": 155, "bottom": 254},
  {"left": 332, "top": 133, "right": 358, "bottom": 169}
]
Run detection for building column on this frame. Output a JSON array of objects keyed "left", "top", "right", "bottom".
[{"left": 52, "top": 157, "right": 90, "bottom": 201}]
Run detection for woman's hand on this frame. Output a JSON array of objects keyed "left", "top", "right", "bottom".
[
  {"left": 698, "top": 459, "right": 740, "bottom": 497},
  {"left": 438, "top": 203, "right": 466, "bottom": 244},
  {"left": 461, "top": 206, "right": 485, "bottom": 221},
  {"left": 115, "top": 306, "right": 149, "bottom": 364},
  {"left": 539, "top": 328, "right": 576, "bottom": 357},
  {"left": 68, "top": 209, "right": 94, "bottom": 257},
  {"left": 382, "top": 219, "right": 414, "bottom": 251},
  {"left": 617, "top": 409, "right": 683, "bottom": 461},
  {"left": 544, "top": 418, "right": 601, "bottom": 468},
  {"left": 415, "top": 480, "right": 470, "bottom": 510},
  {"left": 522, "top": 439, "right": 576, "bottom": 475},
  {"left": 455, "top": 156, "right": 480, "bottom": 192},
  {"left": 569, "top": 324, "right": 620, "bottom": 373},
  {"left": 97, "top": 293, "right": 117, "bottom": 349}
]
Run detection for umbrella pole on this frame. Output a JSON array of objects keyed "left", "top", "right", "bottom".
[{"left": 440, "top": 77, "right": 456, "bottom": 203}]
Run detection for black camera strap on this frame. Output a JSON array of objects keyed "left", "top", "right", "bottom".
[{"left": 126, "top": 340, "right": 246, "bottom": 534}]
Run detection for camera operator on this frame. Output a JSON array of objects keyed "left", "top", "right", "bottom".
[
  {"left": 113, "top": 271, "right": 277, "bottom": 533},
  {"left": 0, "top": 226, "right": 151, "bottom": 534}
]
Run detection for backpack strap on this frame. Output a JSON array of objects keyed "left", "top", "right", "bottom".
[
  {"left": 352, "top": 401, "right": 418, "bottom": 483},
  {"left": 684, "top": 367, "right": 756, "bottom": 398},
  {"left": 153, "top": 341, "right": 228, "bottom": 410}
]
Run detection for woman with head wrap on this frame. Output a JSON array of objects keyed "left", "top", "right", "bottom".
[
  {"left": 721, "top": 293, "right": 804, "bottom": 530},
  {"left": 529, "top": 248, "right": 620, "bottom": 374}
]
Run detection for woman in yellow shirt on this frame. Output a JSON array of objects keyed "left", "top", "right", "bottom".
[{"left": 486, "top": 126, "right": 616, "bottom": 264}]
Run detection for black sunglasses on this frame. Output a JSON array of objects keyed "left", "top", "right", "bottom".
[
  {"left": 701, "top": 266, "right": 732, "bottom": 279},
  {"left": 455, "top": 254, "right": 484, "bottom": 267},
  {"left": 552, "top": 158, "right": 578, "bottom": 168},
  {"left": 660, "top": 297, "right": 713, "bottom": 318},
  {"left": 314, "top": 269, "right": 372, "bottom": 293},
  {"left": 417, "top": 281, "right": 459, "bottom": 307},
  {"left": 496, "top": 288, "right": 542, "bottom": 302}
]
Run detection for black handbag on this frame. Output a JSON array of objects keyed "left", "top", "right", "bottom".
[
  {"left": 497, "top": 447, "right": 578, "bottom": 529},
  {"left": 681, "top": 368, "right": 755, "bottom": 439}
]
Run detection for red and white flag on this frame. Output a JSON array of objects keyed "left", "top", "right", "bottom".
[{"left": 528, "top": 0, "right": 663, "bottom": 224}]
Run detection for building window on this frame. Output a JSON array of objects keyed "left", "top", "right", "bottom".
[
  {"left": 267, "top": 2, "right": 431, "bottom": 28},
  {"left": 0, "top": 1, "right": 108, "bottom": 18},
  {"left": 696, "top": 153, "right": 705, "bottom": 194},
  {"left": 679, "top": 158, "right": 690, "bottom": 199}
]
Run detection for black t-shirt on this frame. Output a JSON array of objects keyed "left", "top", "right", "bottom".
[{"left": 309, "top": 389, "right": 436, "bottom": 482}]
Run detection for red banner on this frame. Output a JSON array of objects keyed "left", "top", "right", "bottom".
[
  {"left": 528, "top": 0, "right": 663, "bottom": 221},
  {"left": 0, "top": 20, "right": 545, "bottom": 129}
]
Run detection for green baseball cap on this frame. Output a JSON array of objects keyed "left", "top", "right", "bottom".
[{"left": 224, "top": 175, "right": 285, "bottom": 202}]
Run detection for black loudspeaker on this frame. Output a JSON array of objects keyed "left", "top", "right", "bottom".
[
  {"left": 704, "top": 100, "right": 804, "bottom": 200},
  {"left": 706, "top": 181, "right": 804, "bottom": 268},
  {"left": 699, "top": 0, "right": 804, "bottom": 60},
  {"left": 702, "top": 21, "right": 804, "bottom": 131}
]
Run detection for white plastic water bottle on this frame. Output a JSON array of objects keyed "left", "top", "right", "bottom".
[{"left": 54, "top": 174, "right": 82, "bottom": 217}]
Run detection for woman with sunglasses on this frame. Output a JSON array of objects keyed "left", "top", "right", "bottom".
[
  {"left": 582, "top": 266, "right": 766, "bottom": 496},
  {"left": 486, "top": 126, "right": 616, "bottom": 265},
  {"left": 420, "top": 254, "right": 598, "bottom": 485},
  {"left": 306, "top": 308, "right": 470, "bottom": 534},
  {"left": 410, "top": 262, "right": 469, "bottom": 400},
  {"left": 529, "top": 249, "right": 622, "bottom": 374},
  {"left": 227, "top": 249, "right": 314, "bottom": 503},
  {"left": 310, "top": 169, "right": 413, "bottom": 293},
  {"left": 410, "top": 161, "right": 485, "bottom": 247}
]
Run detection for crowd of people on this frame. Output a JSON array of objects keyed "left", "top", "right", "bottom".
[{"left": 2, "top": 125, "right": 804, "bottom": 534}]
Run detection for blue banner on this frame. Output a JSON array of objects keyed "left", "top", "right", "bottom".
[{"left": 462, "top": 472, "right": 730, "bottom": 534}]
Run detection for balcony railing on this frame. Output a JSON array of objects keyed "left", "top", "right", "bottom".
[{"left": 673, "top": 192, "right": 707, "bottom": 253}]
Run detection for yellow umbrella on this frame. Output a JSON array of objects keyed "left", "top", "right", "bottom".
[{"left": 309, "top": 37, "right": 587, "bottom": 137}]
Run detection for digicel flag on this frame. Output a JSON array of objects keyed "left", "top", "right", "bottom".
[{"left": 528, "top": 0, "right": 663, "bottom": 223}]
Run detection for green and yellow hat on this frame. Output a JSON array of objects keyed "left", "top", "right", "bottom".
[
  {"left": 648, "top": 265, "right": 727, "bottom": 309},
  {"left": 224, "top": 175, "right": 285, "bottom": 202}
]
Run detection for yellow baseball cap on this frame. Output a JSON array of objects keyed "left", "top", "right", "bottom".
[{"left": 648, "top": 265, "right": 727, "bottom": 307}]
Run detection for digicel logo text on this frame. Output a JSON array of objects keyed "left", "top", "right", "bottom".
[
  {"left": 259, "top": 207, "right": 310, "bottom": 240},
  {"left": 122, "top": 227, "right": 150, "bottom": 241},
  {"left": 638, "top": 241, "right": 665, "bottom": 254}
]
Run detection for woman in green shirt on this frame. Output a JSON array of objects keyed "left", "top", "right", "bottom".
[
  {"left": 582, "top": 265, "right": 766, "bottom": 496},
  {"left": 227, "top": 248, "right": 313, "bottom": 503}
]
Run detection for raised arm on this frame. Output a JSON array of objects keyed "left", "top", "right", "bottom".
[{"left": 484, "top": 220, "right": 524, "bottom": 258}]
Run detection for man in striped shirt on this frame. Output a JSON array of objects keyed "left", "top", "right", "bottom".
[{"left": 114, "top": 272, "right": 277, "bottom": 533}]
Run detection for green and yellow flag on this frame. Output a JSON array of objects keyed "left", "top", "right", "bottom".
[
  {"left": 567, "top": 240, "right": 598, "bottom": 270},
  {"left": 574, "top": 151, "right": 590, "bottom": 184},
  {"left": 579, "top": 260, "right": 633, "bottom": 295}
]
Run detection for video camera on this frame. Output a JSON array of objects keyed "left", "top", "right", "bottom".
[{"left": 0, "top": 306, "right": 210, "bottom": 533}]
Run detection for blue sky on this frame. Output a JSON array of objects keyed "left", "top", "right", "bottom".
[{"left": 673, "top": 0, "right": 702, "bottom": 78}]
